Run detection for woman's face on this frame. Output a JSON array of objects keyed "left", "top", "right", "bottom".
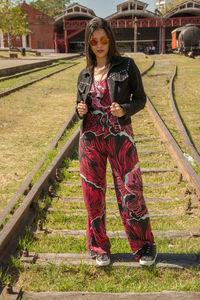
[{"left": 89, "top": 28, "right": 109, "bottom": 60}]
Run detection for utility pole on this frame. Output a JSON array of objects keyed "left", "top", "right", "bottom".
[{"left": 134, "top": 17, "right": 139, "bottom": 52}]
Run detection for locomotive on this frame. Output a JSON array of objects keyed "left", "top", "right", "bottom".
[{"left": 171, "top": 24, "right": 200, "bottom": 56}]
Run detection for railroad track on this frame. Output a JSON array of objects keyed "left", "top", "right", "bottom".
[
  {"left": 143, "top": 55, "right": 200, "bottom": 174},
  {"left": 169, "top": 64, "right": 200, "bottom": 168},
  {"left": 0, "top": 56, "right": 80, "bottom": 83},
  {"left": 0, "top": 56, "right": 200, "bottom": 299},
  {"left": 0, "top": 59, "right": 80, "bottom": 99}
]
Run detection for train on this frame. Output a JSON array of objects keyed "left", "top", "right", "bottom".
[{"left": 171, "top": 24, "right": 200, "bottom": 56}]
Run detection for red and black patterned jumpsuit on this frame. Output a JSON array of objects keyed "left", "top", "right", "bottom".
[{"left": 79, "top": 78, "right": 154, "bottom": 260}]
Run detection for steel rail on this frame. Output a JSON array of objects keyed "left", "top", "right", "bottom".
[
  {"left": 0, "top": 62, "right": 80, "bottom": 99},
  {"left": 0, "top": 56, "right": 81, "bottom": 82},
  {"left": 146, "top": 97, "right": 200, "bottom": 198},
  {"left": 141, "top": 59, "right": 200, "bottom": 196},
  {"left": 169, "top": 64, "right": 200, "bottom": 168},
  {"left": 0, "top": 110, "right": 78, "bottom": 227},
  {"left": 0, "top": 61, "right": 65, "bottom": 82},
  {"left": 140, "top": 59, "right": 155, "bottom": 76},
  {"left": 0, "top": 127, "right": 80, "bottom": 263},
  {"left": 21, "top": 291, "right": 200, "bottom": 300}
]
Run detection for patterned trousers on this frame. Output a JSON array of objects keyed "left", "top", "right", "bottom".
[{"left": 79, "top": 124, "right": 154, "bottom": 259}]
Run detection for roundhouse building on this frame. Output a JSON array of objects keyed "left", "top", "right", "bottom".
[
  {"left": 105, "top": 0, "right": 158, "bottom": 53},
  {"left": 54, "top": 0, "right": 200, "bottom": 54},
  {"left": 54, "top": 0, "right": 160, "bottom": 54},
  {"left": 54, "top": 3, "right": 96, "bottom": 53}
]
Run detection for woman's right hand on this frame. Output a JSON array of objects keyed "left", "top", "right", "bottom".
[{"left": 77, "top": 100, "right": 88, "bottom": 118}]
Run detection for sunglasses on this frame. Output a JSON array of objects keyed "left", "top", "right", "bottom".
[{"left": 89, "top": 37, "right": 109, "bottom": 46}]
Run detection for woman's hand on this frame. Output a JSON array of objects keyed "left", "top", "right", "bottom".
[
  {"left": 110, "top": 102, "right": 125, "bottom": 117},
  {"left": 77, "top": 100, "right": 88, "bottom": 118}
]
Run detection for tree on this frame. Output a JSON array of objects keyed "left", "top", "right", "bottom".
[
  {"left": 0, "top": 0, "right": 28, "bottom": 49},
  {"left": 29, "top": 0, "right": 71, "bottom": 17},
  {"left": 161, "top": 0, "right": 200, "bottom": 14}
]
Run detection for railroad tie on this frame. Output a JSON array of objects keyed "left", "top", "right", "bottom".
[
  {"left": 35, "top": 228, "right": 200, "bottom": 240},
  {"left": 58, "top": 196, "right": 174, "bottom": 202},
  {"left": 67, "top": 167, "right": 175, "bottom": 174},
  {"left": 21, "top": 251, "right": 199, "bottom": 270},
  {"left": 63, "top": 182, "right": 177, "bottom": 188}
]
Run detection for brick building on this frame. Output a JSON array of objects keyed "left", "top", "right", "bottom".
[{"left": 0, "top": 1, "right": 54, "bottom": 53}]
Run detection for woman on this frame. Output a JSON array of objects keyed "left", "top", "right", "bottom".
[{"left": 76, "top": 17, "right": 156, "bottom": 267}]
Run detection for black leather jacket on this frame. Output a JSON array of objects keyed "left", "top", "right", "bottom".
[{"left": 76, "top": 56, "right": 146, "bottom": 126}]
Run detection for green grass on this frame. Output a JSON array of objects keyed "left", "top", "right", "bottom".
[
  {"left": 32, "top": 120, "right": 80, "bottom": 184},
  {"left": 16, "top": 263, "right": 200, "bottom": 293},
  {"left": 0, "top": 61, "right": 74, "bottom": 92},
  {"left": 0, "top": 120, "right": 80, "bottom": 229},
  {"left": 42, "top": 209, "right": 198, "bottom": 231},
  {"left": 0, "top": 57, "right": 85, "bottom": 211},
  {"left": 170, "top": 55, "right": 200, "bottom": 153},
  {"left": 62, "top": 169, "right": 180, "bottom": 184},
  {"left": 142, "top": 54, "right": 200, "bottom": 176},
  {"left": 18, "top": 228, "right": 200, "bottom": 256},
  {"left": 128, "top": 55, "right": 153, "bottom": 74},
  {"left": 50, "top": 197, "right": 186, "bottom": 212}
]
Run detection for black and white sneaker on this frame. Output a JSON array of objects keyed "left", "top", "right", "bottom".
[
  {"left": 96, "top": 254, "right": 110, "bottom": 266},
  {"left": 90, "top": 250, "right": 96, "bottom": 259},
  {"left": 139, "top": 243, "right": 157, "bottom": 266}
]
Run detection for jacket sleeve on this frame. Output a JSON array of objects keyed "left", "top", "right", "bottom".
[{"left": 120, "top": 58, "right": 146, "bottom": 118}]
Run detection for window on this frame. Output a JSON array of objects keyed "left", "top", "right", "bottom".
[
  {"left": 36, "top": 14, "right": 43, "bottom": 19},
  {"left": 38, "top": 41, "right": 44, "bottom": 49}
]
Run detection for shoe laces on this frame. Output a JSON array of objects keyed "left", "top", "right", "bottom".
[{"left": 145, "top": 245, "right": 153, "bottom": 256}]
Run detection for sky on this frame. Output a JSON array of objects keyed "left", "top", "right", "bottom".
[{"left": 71, "top": 0, "right": 155, "bottom": 17}]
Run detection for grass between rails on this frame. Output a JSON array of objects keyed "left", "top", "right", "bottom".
[
  {"left": 60, "top": 163, "right": 180, "bottom": 184},
  {"left": 7, "top": 260, "right": 200, "bottom": 293},
  {"left": 31, "top": 120, "right": 80, "bottom": 185},
  {"left": 43, "top": 210, "right": 198, "bottom": 231},
  {"left": 19, "top": 230, "right": 200, "bottom": 256},
  {"left": 50, "top": 197, "right": 187, "bottom": 213},
  {"left": 0, "top": 61, "right": 73, "bottom": 92},
  {"left": 0, "top": 120, "right": 80, "bottom": 230},
  {"left": 0, "top": 57, "right": 85, "bottom": 212},
  {"left": 169, "top": 55, "right": 200, "bottom": 154},
  {"left": 142, "top": 55, "right": 200, "bottom": 175}
]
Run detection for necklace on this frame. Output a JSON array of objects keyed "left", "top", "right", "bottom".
[{"left": 94, "top": 64, "right": 110, "bottom": 82}]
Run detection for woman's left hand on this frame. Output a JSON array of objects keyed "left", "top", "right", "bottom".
[{"left": 110, "top": 102, "right": 125, "bottom": 117}]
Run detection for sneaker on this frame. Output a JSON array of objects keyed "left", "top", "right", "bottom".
[
  {"left": 139, "top": 243, "right": 157, "bottom": 266},
  {"left": 96, "top": 254, "right": 110, "bottom": 266},
  {"left": 90, "top": 250, "right": 96, "bottom": 259}
]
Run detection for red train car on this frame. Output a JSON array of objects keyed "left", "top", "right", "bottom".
[{"left": 171, "top": 24, "right": 200, "bottom": 56}]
